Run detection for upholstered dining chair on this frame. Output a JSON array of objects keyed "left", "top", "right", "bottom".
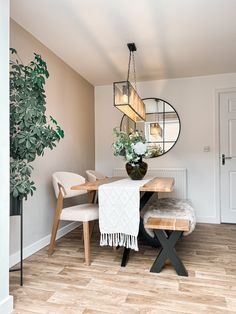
[
  {"left": 48, "top": 172, "right": 99, "bottom": 266},
  {"left": 86, "top": 170, "right": 107, "bottom": 204},
  {"left": 86, "top": 170, "right": 107, "bottom": 182}
]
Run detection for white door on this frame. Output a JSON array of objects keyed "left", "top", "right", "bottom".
[{"left": 220, "top": 91, "right": 236, "bottom": 223}]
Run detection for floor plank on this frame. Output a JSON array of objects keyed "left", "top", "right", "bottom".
[{"left": 10, "top": 223, "right": 236, "bottom": 313}]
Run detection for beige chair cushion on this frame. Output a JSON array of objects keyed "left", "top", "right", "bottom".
[{"left": 60, "top": 204, "right": 99, "bottom": 222}]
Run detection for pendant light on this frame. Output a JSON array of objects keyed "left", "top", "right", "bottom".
[
  {"left": 150, "top": 123, "right": 162, "bottom": 137},
  {"left": 150, "top": 99, "right": 162, "bottom": 137},
  {"left": 113, "top": 43, "right": 146, "bottom": 122}
]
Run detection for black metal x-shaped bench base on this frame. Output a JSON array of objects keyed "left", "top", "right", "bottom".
[{"left": 150, "top": 229, "right": 188, "bottom": 277}]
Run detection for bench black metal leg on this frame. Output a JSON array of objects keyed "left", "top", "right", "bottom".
[
  {"left": 167, "top": 247, "right": 188, "bottom": 277},
  {"left": 150, "top": 248, "right": 167, "bottom": 273},
  {"left": 150, "top": 229, "right": 188, "bottom": 277}
]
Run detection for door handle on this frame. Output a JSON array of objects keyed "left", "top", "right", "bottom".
[{"left": 222, "top": 154, "right": 232, "bottom": 165}]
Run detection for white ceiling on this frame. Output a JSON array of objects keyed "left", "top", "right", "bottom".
[{"left": 11, "top": 0, "right": 236, "bottom": 86}]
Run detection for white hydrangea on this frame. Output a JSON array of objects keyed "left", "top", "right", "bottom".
[{"left": 132, "top": 142, "right": 147, "bottom": 155}]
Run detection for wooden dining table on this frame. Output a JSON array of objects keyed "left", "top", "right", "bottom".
[{"left": 71, "top": 176, "right": 174, "bottom": 266}]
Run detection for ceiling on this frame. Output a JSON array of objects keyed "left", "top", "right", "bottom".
[{"left": 11, "top": 0, "right": 236, "bottom": 86}]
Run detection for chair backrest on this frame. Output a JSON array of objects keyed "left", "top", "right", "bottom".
[
  {"left": 52, "top": 172, "right": 87, "bottom": 199},
  {"left": 86, "top": 170, "right": 106, "bottom": 182}
]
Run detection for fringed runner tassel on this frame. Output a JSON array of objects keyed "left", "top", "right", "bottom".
[{"left": 100, "top": 233, "right": 139, "bottom": 251}]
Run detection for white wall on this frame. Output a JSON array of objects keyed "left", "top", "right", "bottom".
[
  {"left": 95, "top": 73, "right": 236, "bottom": 223},
  {"left": 0, "top": 0, "right": 13, "bottom": 313},
  {"left": 10, "top": 21, "right": 95, "bottom": 265}
]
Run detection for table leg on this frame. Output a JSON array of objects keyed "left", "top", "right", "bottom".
[
  {"left": 121, "top": 248, "right": 131, "bottom": 267},
  {"left": 120, "top": 191, "right": 154, "bottom": 267}
]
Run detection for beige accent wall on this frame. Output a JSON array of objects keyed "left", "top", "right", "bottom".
[{"left": 10, "top": 20, "right": 95, "bottom": 259}]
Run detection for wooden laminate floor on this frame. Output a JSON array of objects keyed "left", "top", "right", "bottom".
[{"left": 10, "top": 223, "right": 236, "bottom": 314}]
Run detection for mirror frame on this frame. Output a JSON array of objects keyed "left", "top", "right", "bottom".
[{"left": 120, "top": 97, "right": 181, "bottom": 157}]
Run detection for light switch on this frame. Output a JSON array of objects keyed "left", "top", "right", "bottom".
[{"left": 203, "top": 146, "right": 210, "bottom": 152}]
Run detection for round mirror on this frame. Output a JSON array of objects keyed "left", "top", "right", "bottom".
[{"left": 120, "top": 98, "right": 181, "bottom": 157}]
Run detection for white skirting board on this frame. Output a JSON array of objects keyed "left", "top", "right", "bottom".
[
  {"left": 0, "top": 295, "right": 13, "bottom": 314},
  {"left": 113, "top": 167, "right": 187, "bottom": 199},
  {"left": 9, "top": 221, "right": 81, "bottom": 268}
]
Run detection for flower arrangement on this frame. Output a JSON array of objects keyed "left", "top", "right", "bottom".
[{"left": 113, "top": 128, "right": 148, "bottom": 164}]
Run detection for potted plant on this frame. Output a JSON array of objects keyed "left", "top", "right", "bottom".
[
  {"left": 113, "top": 128, "right": 149, "bottom": 180},
  {"left": 10, "top": 48, "right": 64, "bottom": 215},
  {"left": 113, "top": 128, "right": 163, "bottom": 179}
]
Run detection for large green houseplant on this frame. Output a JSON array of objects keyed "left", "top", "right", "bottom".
[{"left": 10, "top": 48, "right": 64, "bottom": 215}]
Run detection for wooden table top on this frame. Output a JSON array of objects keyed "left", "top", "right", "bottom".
[{"left": 71, "top": 176, "right": 174, "bottom": 193}]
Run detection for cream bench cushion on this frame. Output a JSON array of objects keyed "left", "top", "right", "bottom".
[{"left": 143, "top": 198, "right": 196, "bottom": 236}]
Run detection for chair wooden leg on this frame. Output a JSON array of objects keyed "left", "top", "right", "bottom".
[
  {"left": 48, "top": 218, "right": 60, "bottom": 256},
  {"left": 82, "top": 220, "right": 95, "bottom": 244},
  {"left": 48, "top": 190, "right": 63, "bottom": 256},
  {"left": 83, "top": 221, "right": 91, "bottom": 266},
  {"left": 88, "top": 191, "right": 96, "bottom": 203},
  {"left": 89, "top": 220, "right": 96, "bottom": 239}
]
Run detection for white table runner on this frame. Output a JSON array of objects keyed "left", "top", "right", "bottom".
[{"left": 98, "top": 178, "right": 150, "bottom": 251}]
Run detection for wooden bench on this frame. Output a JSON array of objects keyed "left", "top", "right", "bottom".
[{"left": 145, "top": 217, "right": 190, "bottom": 276}]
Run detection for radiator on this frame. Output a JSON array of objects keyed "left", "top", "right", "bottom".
[{"left": 113, "top": 168, "right": 187, "bottom": 199}]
